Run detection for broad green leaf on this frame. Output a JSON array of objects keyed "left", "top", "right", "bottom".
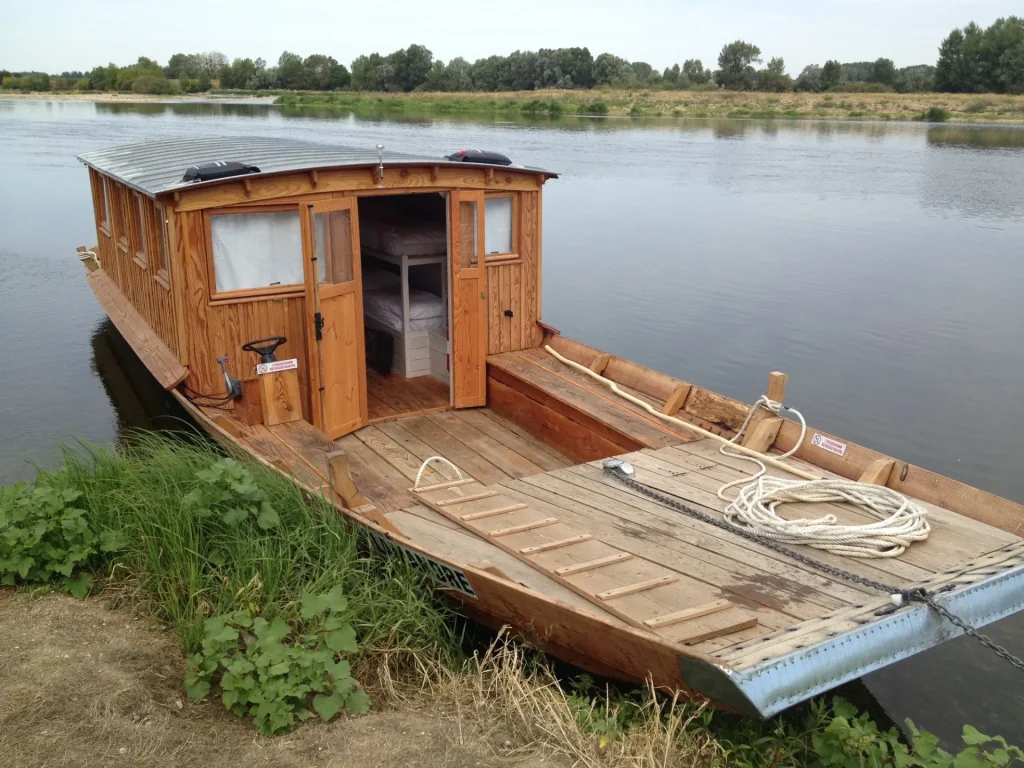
[
  {"left": 256, "top": 503, "right": 280, "bottom": 530},
  {"left": 326, "top": 659, "right": 351, "bottom": 682},
  {"left": 231, "top": 610, "right": 253, "bottom": 628},
  {"left": 212, "top": 626, "right": 240, "bottom": 644},
  {"left": 345, "top": 687, "right": 371, "bottom": 716},
  {"left": 323, "top": 585, "right": 348, "bottom": 614},
  {"left": 300, "top": 592, "right": 329, "bottom": 619},
  {"left": 313, "top": 691, "right": 346, "bottom": 721},
  {"left": 184, "top": 678, "right": 210, "bottom": 702},
  {"left": 325, "top": 625, "right": 357, "bottom": 653},
  {"left": 64, "top": 572, "right": 92, "bottom": 599},
  {"left": 962, "top": 725, "right": 989, "bottom": 746}
]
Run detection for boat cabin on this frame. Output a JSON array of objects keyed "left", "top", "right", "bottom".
[{"left": 77, "top": 138, "right": 555, "bottom": 436}]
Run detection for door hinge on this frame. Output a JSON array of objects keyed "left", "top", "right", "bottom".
[{"left": 314, "top": 311, "right": 324, "bottom": 341}]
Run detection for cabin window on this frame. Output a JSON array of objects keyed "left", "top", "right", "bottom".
[
  {"left": 132, "top": 193, "right": 148, "bottom": 268},
  {"left": 209, "top": 209, "right": 303, "bottom": 295},
  {"left": 459, "top": 200, "right": 478, "bottom": 268},
  {"left": 154, "top": 203, "right": 171, "bottom": 289},
  {"left": 93, "top": 173, "right": 111, "bottom": 235},
  {"left": 484, "top": 195, "right": 515, "bottom": 256},
  {"left": 113, "top": 184, "right": 130, "bottom": 253}
]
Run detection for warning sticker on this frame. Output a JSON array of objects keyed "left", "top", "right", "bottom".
[
  {"left": 811, "top": 433, "right": 847, "bottom": 457},
  {"left": 256, "top": 358, "right": 298, "bottom": 375}
]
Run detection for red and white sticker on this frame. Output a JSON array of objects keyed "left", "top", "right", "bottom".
[
  {"left": 256, "top": 358, "right": 298, "bottom": 375},
  {"left": 810, "top": 433, "right": 847, "bottom": 457}
]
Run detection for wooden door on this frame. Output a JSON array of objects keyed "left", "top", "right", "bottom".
[
  {"left": 450, "top": 190, "right": 488, "bottom": 408},
  {"left": 303, "top": 198, "right": 368, "bottom": 438}
]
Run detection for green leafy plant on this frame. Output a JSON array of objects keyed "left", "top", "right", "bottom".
[
  {"left": 184, "top": 586, "right": 370, "bottom": 735},
  {"left": 185, "top": 457, "right": 281, "bottom": 529},
  {"left": 812, "top": 697, "right": 1024, "bottom": 767},
  {"left": 0, "top": 483, "right": 123, "bottom": 597}
]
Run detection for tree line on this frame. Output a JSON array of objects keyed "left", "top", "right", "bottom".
[{"left": 2, "top": 17, "right": 1021, "bottom": 95}]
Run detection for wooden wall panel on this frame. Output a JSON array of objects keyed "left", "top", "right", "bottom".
[
  {"left": 485, "top": 262, "right": 523, "bottom": 355},
  {"left": 520, "top": 190, "right": 542, "bottom": 348},
  {"left": 91, "top": 175, "right": 180, "bottom": 363},
  {"left": 207, "top": 297, "right": 311, "bottom": 421}
]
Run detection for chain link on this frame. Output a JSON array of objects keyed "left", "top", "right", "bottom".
[{"left": 604, "top": 465, "right": 1024, "bottom": 673}]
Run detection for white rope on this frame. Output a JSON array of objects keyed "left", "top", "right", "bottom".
[
  {"left": 413, "top": 456, "right": 463, "bottom": 490},
  {"left": 543, "top": 345, "right": 930, "bottom": 558}
]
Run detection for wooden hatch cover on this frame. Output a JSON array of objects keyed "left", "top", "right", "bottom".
[{"left": 412, "top": 478, "right": 757, "bottom": 644}]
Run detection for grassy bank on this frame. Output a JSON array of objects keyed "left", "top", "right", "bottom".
[
  {"left": 274, "top": 88, "right": 1024, "bottom": 123},
  {"left": 1, "top": 435, "right": 1019, "bottom": 765}
]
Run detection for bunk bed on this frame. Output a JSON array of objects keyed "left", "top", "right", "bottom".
[{"left": 360, "top": 216, "right": 449, "bottom": 382}]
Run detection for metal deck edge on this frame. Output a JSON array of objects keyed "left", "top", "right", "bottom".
[{"left": 677, "top": 562, "right": 1024, "bottom": 718}]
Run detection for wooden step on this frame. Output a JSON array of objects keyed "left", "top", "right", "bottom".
[{"left": 413, "top": 478, "right": 757, "bottom": 644}]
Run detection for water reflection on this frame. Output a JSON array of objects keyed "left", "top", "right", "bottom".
[
  {"left": 926, "top": 125, "right": 1024, "bottom": 149},
  {"left": 90, "top": 319, "right": 189, "bottom": 436}
]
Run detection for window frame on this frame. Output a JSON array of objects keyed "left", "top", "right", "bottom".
[
  {"left": 483, "top": 192, "right": 519, "bottom": 262},
  {"left": 92, "top": 172, "right": 112, "bottom": 237},
  {"left": 204, "top": 203, "right": 306, "bottom": 304},
  {"left": 132, "top": 192, "right": 148, "bottom": 269},
  {"left": 112, "top": 183, "right": 130, "bottom": 254},
  {"left": 153, "top": 202, "right": 171, "bottom": 290}
]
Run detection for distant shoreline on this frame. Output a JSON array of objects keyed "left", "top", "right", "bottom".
[{"left": 5, "top": 89, "right": 1024, "bottom": 123}]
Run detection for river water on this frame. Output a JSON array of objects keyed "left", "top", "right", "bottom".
[{"left": 2, "top": 98, "right": 1023, "bottom": 743}]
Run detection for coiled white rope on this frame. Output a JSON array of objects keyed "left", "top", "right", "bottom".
[
  {"left": 717, "top": 397, "right": 930, "bottom": 558},
  {"left": 543, "top": 345, "right": 930, "bottom": 558},
  {"left": 413, "top": 456, "right": 463, "bottom": 491}
]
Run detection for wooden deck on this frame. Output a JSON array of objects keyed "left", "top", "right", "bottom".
[
  {"left": 225, "top": 397, "right": 1021, "bottom": 662},
  {"left": 395, "top": 435, "right": 1019, "bottom": 659},
  {"left": 366, "top": 371, "right": 451, "bottom": 423}
]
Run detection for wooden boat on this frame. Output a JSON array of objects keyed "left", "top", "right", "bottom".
[{"left": 74, "top": 138, "right": 1024, "bottom": 718}]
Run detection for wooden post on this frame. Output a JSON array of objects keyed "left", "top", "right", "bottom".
[
  {"left": 741, "top": 371, "right": 788, "bottom": 453},
  {"left": 859, "top": 458, "right": 896, "bottom": 486},
  {"left": 259, "top": 369, "right": 301, "bottom": 426},
  {"left": 327, "top": 450, "right": 372, "bottom": 509},
  {"left": 236, "top": 378, "right": 263, "bottom": 426}
]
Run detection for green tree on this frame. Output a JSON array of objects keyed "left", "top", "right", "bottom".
[
  {"left": 382, "top": 44, "right": 433, "bottom": 91},
  {"left": 795, "top": 64, "right": 822, "bottom": 91},
  {"left": 896, "top": 64, "right": 935, "bottom": 92},
  {"left": 302, "top": 54, "right": 348, "bottom": 90},
  {"left": 592, "top": 52, "right": 628, "bottom": 85},
  {"left": 871, "top": 57, "right": 897, "bottom": 84},
  {"left": 716, "top": 40, "right": 761, "bottom": 90},
  {"left": 349, "top": 53, "right": 382, "bottom": 90},
  {"left": 756, "top": 56, "right": 792, "bottom": 91},
  {"left": 277, "top": 51, "right": 307, "bottom": 90},
  {"left": 682, "top": 58, "right": 711, "bottom": 85},
  {"left": 821, "top": 59, "right": 842, "bottom": 90}
]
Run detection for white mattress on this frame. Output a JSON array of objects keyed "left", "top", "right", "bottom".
[
  {"left": 360, "top": 217, "right": 447, "bottom": 257},
  {"left": 363, "top": 286, "right": 446, "bottom": 333}
]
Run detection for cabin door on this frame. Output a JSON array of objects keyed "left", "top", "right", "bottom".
[
  {"left": 450, "top": 190, "right": 488, "bottom": 408},
  {"left": 303, "top": 198, "right": 368, "bottom": 439}
]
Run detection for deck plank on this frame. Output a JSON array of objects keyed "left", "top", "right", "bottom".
[
  {"left": 499, "top": 480, "right": 830, "bottom": 621},
  {"left": 488, "top": 351, "right": 683, "bottom": 450},
  {"left": 427, "top": 411, "right": 550, "bottom": 479},
  {"left": 401, "top": 415, "right": 515, "bottom": 485},
  {"left": 454, "top": 409, "right": 573, "bottom": 471}
]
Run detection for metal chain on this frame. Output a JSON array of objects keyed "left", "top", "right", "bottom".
[{"left": 603, "top": 464, "right": 1024, "bottom": 673}]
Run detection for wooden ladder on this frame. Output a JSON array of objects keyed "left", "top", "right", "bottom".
[{"left": 412, "top": 478, "right": 757, "bottom": 644}]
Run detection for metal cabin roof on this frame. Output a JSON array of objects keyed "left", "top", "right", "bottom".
[{"left": 76, "top": 137, "right": 557, "bottom": 198}]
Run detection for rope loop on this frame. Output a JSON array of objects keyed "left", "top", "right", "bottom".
[{"left": 413, "top": 456, "right": 464, "bottom": 490}]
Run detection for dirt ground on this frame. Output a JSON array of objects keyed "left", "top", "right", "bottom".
[{"left": 0, "top": 590, "right": 557, "bottom": 768}]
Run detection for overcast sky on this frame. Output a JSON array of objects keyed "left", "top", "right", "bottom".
[{"left": 3, "top": 0, "right": 1019, "bottom": 75}]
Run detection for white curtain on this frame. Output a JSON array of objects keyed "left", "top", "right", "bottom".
[
  {"left": 484, "top": 197, "right": 513, "bottom": 254},
  {"left": 211, "top": 211, "right": 303, "bottom": 293}
]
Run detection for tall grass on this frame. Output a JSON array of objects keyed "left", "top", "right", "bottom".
[{"left": 38, "top": 434, "right": 458, "bottom": 657}]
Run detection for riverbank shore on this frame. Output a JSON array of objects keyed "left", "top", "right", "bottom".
[
  {"left": 275, "top": 89, "right": 1024, "bottom": 122},
  {"left": 5, "top": 88, "right": 1024, "bottom": 122}
]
